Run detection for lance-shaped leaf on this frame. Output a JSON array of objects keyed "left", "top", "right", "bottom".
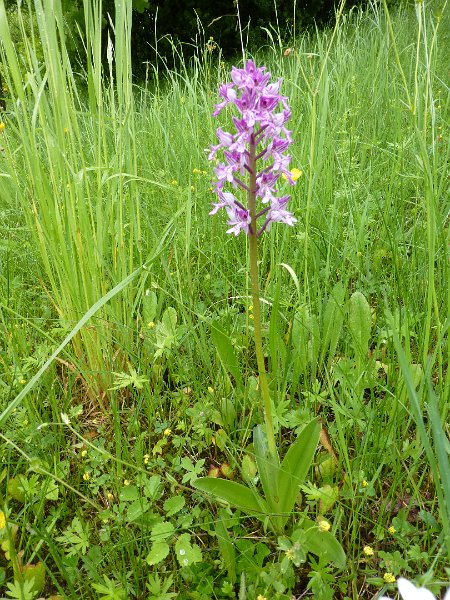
[
  {"left": 276, "top": 419, "right": 320, "bottom": 526},
  {"left": 192, "top": 478, "right": 269, "bottom": 516}
]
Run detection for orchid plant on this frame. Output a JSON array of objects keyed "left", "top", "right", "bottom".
[{"left": 193, "top": 60, "right": 345, "bottom": 568}]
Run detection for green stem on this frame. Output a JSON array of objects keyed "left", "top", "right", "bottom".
[{"left": 248, "top": 134, "right": 278, "bottom": 462}]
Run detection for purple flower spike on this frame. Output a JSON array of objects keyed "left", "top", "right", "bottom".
[{"left": 208, "top": 59, "right": 297, "bottom": 235}]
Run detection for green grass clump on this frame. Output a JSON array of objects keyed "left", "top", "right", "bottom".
[{"left": 0, "top": 0, "right": 449, "bottom": 598}]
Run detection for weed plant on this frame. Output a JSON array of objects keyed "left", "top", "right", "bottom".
[{"left": 0, "top": 0, "right": 449, "bottom": 598}]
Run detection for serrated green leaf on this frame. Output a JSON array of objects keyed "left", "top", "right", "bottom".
[
  {"left": 211, "top": 321, "right": 243, "bottom": 388},
  {"left": 119, "top": 485, "right": 139, "bottom": 502},
  {"left": 174, "top": 533, "right": 202, "bottom": 567},
  {"left": 277, "top": 420, "right": 320, "bottom": 526},
  {"left": 163, "top": 495, "right": 185, "bottom": 516},
  {"left": 192, "top": 478, "right": 268, "bottom": 516},
  {"left": 146, "top": 542, "right": 170, "bottom": 566},
  {"left": 151, "top": 521, "right": 174, "bottom": 542},
  {"left": 126, "top": 498, "right": 150, "bottom": 522}
]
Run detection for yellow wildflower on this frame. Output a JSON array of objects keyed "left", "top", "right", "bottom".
[
  {"left": 388, "top": 526, "right": 396, "bottom": 534},
  {"left": 170, "top": 179, "right": 178, "bottom": 186},
  {"left": 0, "top": 511, "right": 6, "bottom": 529},
  {"left": 147, "top": 321, "right": 155, "bottom": 329},
  {"left": 106, "top": 492, "right": 114, "bottom": 501},
  {"left": 0, "top": 122, "right": 5, "bottom": 132},
  {"left": 207, "top": 387, "right": 214, "bottom": 394},
  {"left": 81, "top": 450, "right": 88, "bottom": 458},
  {"left": 362, "top": 479, "right": 368, "bottom": 487},
  {"left": 285, "top": 548, "right": 295, "bottom": 561},
  {"left": 82, "top": 472, "right": 90, "bottom": 481},
  {"left": 163, "top": 428, "right": 172, "bottom": 437},
  {"left": 123, "top": 479, "right": 131, "bottom": 486},
  {"left": 257, "top": 596, "right": 267, "bottom": 600},
  {"left": 63, "top": 127, "right": 69, "bottom": 134},
  {"left": 318, "top": 520, "right": 331, "bottom": 532},
  {"left": 363, "top": 545, "right": 374, "bottom": 556},
  {"left": 143, "top": 454, "right": 150, "bottom": 464},
  {"left": 282, "top": 167, "right": 303, "bottom": 182},
  {"left": 384, "top": 573, "right": 396, "bottom": 584},
  {"left": 193, "top": 168, "right": 202, "bottom": 174}
]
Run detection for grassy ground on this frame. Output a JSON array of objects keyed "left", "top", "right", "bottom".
[{"left": 0, "top": 0, "right": 449, "bottom": 598}]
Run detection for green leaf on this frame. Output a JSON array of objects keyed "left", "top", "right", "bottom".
[
  {"left": 7, "top": 477, "right": 26, "bottom": 503},
  {"left": 192, "top": 478, "right": 268, "bottom": 516},
  {"left": 215, "top": 509, "right": 236, "bottom": 584},
  {"left": 241, "top": 455, "right": 257, "bottom": 482},
  {"left": 301, "top": 518, "right": 346, "bottom": 569},
  {"left": 174, "top": 533, "right": 202, "bottom": 567},
  {"left": 119, "top": 485, "right": 139, "bottom": 502},
  {"left": 277, "top": 420, "right": 320, "bottom": 525},
  {"left": 143, "top": 289, "right": 158, "bottom": 326},
  {"left": 163, "top": 495, "right": 185, "bottom": 516},
  {"left": 211, "top": 321, "right": 243, "bottom": 388},
  {"left": 21, "top": 561, "right": 46, "bottom": 595},
  {"left": 321, "top": 282, "right": 345, "bottom": 365},
  {"left": 348, "top": 291, "right": 371, "bottom": 363},
  {"left": 151, "top": 521, "right": 174, "bottom": 542},
  {"left": 133, "top": 0, "right": 150, "bottom": 12},
  {"left": 253, "top": 426, "right": 280, "bottom": 511},
  {"left": 146, "top": 542, "right": 170, "bottom": 566},
  {"left": 126, "top": 498, "right": 150, "bottom": 522}
]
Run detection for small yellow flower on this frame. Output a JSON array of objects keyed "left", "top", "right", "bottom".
[
  {"left": 248, "top": 305, "right": 253, "bottom": 311},
  {"left": 285, "top": 548, "right": 295, "bottom": 561},
  {"left": 190, "top": 186, "right": 195, "bottom": 192},
  {"left": 143, "top": 454, "right": 150, "bottom": 464},
  {"left": 20, "top": 379, "right": 26, "bottom": 385},
  {"left": 123, "top": 479, "right": 131, "bottom": 486},
  {"left": 0, "top": 511, "right": 6, "bottom": 529},
  {"left": 0, "top": 122, "right": 5, "bottom": 132},
  {"left": 63, "top": 127, "right": 69, "bottom": 134},
  {"left": 290, "top": 167, "right": 303, "bottom": 181},
  {"left": 318, "top": 520, "right": 331, "bottom": 532},
  {"left": 249, "top": 314, "right": 254, "bottom": 319},
  {"left": 180, "top": 96, "right": 186, "bottom": 104},
  {"left": 383, "top": 572, "right": 396, "bottom": 584},
  {"left": 363, "top": 545, "right": 374, "bottom": 556},
  {"left": 207, "top": 387, "right": 214, "bottom": 394},
  {"left": 192, "top": 168, "right": 202, "bottom": 174},
  {"left": 163, "top": 428, "right": 172, "bottom": 437},
  {"left": 170, "top": 179, "right": 178, "bottom": 186},
  {"left": 81, "top": 450, "right": 88, "bottom": 458},
  {"left": 147, "top": 321, "right": 155, "bottom": 329},
  {"left": 282, "top": 167, "right": 303, "bottom": 182},
  {"left": 82, "top": 472, "right": 90, "bottom": 481},
  {"left": 362, "top": 479, "right": 368, "bottom": 487},
  {"left": 106, "top": 492, "right": 114, "bottom": 501},
  {"left": 257, "top": 596, "right": 267, "bottom": 600},
  {"left": 388, "top": 526, "right": 396, "bottom": 534}
]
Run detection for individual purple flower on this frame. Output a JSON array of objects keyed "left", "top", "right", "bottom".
[{"left": 208, "top": 59, "right": 297, "bottom": 235}]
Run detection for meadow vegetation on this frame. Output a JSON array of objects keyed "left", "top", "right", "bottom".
[{"left": 0, "top": 0, "right": 449, "bottom": 598}]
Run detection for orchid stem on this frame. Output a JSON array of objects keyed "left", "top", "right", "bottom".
[{"left": 248, "top": 134, "right": 278, "bottom": 463}]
